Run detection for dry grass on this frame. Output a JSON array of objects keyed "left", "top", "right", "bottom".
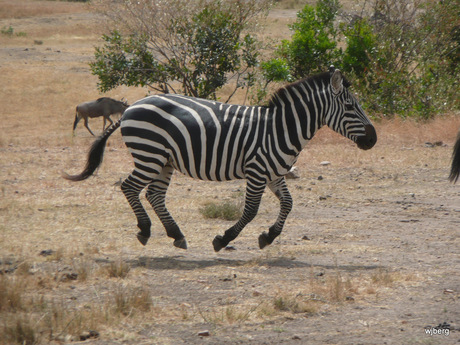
[
  {"left": 0, "top": 0, "right": 89, "bottom": 19},
  {"left": 0, "top": 1, "right": 459, "bottom": 344}
]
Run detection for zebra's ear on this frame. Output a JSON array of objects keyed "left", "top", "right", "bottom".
[{"left": 331, "top": 69, "right": 343, "bottom": 94}]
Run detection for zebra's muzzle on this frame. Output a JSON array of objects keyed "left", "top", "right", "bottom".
[{"left": 356, "top": 124, "right": 377, "bottom": 150}]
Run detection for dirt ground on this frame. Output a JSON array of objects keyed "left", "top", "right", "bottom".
[{"left": 1, "top": 2, "right": 459, "bottom": 345}]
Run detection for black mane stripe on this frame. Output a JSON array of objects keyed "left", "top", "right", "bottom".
[{"left": 268, "top": 71, "right": 351, "bottom": 107}]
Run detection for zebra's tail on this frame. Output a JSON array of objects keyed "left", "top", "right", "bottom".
[
  {"left": 63, "top": 119, "right": 121, "bottom": 181},
  {"left": 449, "top": 130, "right": 460, "bottom": 183}
]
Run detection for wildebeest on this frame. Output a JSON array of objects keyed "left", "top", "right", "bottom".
[
  {"left": 449, "top": 129, "right": 460, "bottom": 183},
  {"left": 73, "top": 97, "right": 129, "bottom": 136}
]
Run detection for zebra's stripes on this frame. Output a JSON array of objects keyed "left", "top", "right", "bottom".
[
  {"left": 64, "top": 68, "right": 376, "bottom": 251},
  {"left": 449, "top": 129, "right": 460, "bottom": 183}
]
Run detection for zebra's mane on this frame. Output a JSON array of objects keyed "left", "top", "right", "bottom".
[{"left": 267, "top": 71, "right": 351, "bottom": 107}]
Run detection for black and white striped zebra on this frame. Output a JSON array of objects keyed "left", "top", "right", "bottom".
[
  {"left": 449, "top": 129, "right": 460, "bottom": 183},
  {"left": 64, "top": 68, "right": 377, "bottom": 251}
]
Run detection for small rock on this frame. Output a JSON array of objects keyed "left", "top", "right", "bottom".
[
  {"left": 61, "top": 273, "right": 78, "bottom": 281},
  {"left": 320, "top": 161, "right": 330, "bottom": 166},
  {"left": 224, "top": 246, "right": 236, "bottom": 251},
  {"left": 286, "top": 166, "right": 299, "bottom": 179},
  {"left": 317, "top": 175, "right": 323, "bottom": 181},
  {"left": 80, "top": 332, "right": 90, "bottom": 341},
  {"left": 79, "top": 330, "right": 99, "bottom": 341},
  {"left": 198, "top": 330, "right": 210, "bottom": 337},
  {"left": 301, "top": 235, "right": 311, "bottom": 241},
  {"left": 39, "top": 249, "right": 54, "bottom": 256}
]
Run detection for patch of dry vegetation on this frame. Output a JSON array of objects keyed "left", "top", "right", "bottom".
[
  {"left": 0, "top": 0, "right": 88, "bottom": 19},
  {"left": 0, "top": 1, "right": 459, "bottom": 344}
]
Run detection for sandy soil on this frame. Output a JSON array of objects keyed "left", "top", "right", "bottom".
[{"left": 0, "top": 2, "right": 459, "bottom": 344}]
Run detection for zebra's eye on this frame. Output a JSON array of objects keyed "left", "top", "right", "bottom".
[{"left": 344, "top": 101, "right": 354, "bottom": 111}]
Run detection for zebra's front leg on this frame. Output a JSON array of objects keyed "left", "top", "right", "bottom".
[
  {"left": 121, "top": 177, "right": 151, "bottom": 245},
  {"left": 145, "top": 165, "right": 187, "bottom": 250},
  {"left": 213, "top": 179, "right": 266, "bottom": 252},
  {"left": 259, "top": 177, "right": 293, "bottom": 249}
]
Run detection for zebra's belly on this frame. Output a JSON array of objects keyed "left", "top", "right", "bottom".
[{"left": 168, "top": 155, "right": 247, "bottom": 182}]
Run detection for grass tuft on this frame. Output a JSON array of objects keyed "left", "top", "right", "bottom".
[
  {"left": 112, "top": 285, "right": 153, "bottom": 316},
  {"left": 106, "top": 260, "right": 131, "bottom": 279},
  {"left": 200, "top": 200, "right": 242, "bottom": 221},
  {"left": 0, "top": 276, "right": 25, "bottom": 312},
  {"left": 3, "top": 315, "right": 38, "bottom": 345},
  {"left": 273, "top": 294, "right": 319, "bottom": 315}
]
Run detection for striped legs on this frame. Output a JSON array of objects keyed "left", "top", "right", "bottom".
[
  {"left": 259, "top": 177, "right": 293, "bottom": 249},
  {"left": 145, "top": 164, "right": 187, "bottom": 249},
  {"left": 121, "top": 175, "right": 152, "bottom": 246},
  {"left": 213, "top": 178, "right": 266, "bottom": 252},
  {"left": 121, "top": 164, "right": 187, "bottom": 249}
]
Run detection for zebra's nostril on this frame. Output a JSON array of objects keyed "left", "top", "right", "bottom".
[{"left": 356, "top": 124, "right": 377, "bottom": 150}]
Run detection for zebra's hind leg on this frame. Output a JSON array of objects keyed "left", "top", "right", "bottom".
[
  {"left": 213, "top": 178, "right": 266, "bottom": 252},
  {"left": 145, "top": 164, "right": 187, "bottom": 250},
  {"left": 259, "top": 177, "right": 293, "bottom": 249},
  {"left": 121, "top": 175, "right": 152, "bottom": 246}
]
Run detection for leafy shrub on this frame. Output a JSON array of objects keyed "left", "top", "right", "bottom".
[
  {"left": 262, "top": 0, "right": 459, "bottom": 119},
  {"left": 1, "top": 26, "right": 14, "bottom": 36},
  {"left": 91, "top": 0, "right": 270, "bottom": 101},
  {"left": 264, "top": 0, "right": 340, "bottom": 80}
]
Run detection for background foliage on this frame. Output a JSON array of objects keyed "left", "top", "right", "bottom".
[
  {"left": 262, "top": 0, "right": 459, "bottom": 118},
  {"left": 91, "top": 0, "right": 270, "bottom": 102},
  {"left": 92, "top": 0, "right": 458, "bottom": 118}
]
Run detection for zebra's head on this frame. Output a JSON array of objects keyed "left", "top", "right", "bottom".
[{"left": 326, "top": 68, "right": 377, "bottom": 150}]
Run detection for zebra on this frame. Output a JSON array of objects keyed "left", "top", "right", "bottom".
[
  {"left": 449, "top": 129, "right": 460, "bottom": 183},
  {"left": 63, "top": 68, "right": 377, "bottom": 251}
]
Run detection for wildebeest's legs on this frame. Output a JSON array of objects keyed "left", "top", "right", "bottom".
[
  {"left": 102, "top": 116, "right": 114, "bottom": 132},
  {"left": 121, "top": 175, "right": 152, "bottom": 245},
  {"left": 145, "top": 164, "right": 187, "bottom": 249},
  {"left": 259, "top": 177, "right": 293, "bottom": 249},
  {"left": 72, "top": 113, "right": 81, "bottom": 135},
  {"left": 83, "top": 117, "right": 95, "bottom": 136},
  {"left": 213, "top": 178, "right": 266, "bottom": 251}
]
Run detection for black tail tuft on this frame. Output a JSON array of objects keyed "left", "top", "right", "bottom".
[
  {"left": 73, "top": 112, "right": 80, "bottom": 132},
  {"left": 449, "top": 130, "right": 460, "bottom": 183},
  {"left": 63, "top": 120, "right": 121, "bottom": 181}
]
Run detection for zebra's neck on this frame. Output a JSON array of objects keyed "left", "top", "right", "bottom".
[{"left": 269, "top": 77, "right": 330, "bottom": 153}]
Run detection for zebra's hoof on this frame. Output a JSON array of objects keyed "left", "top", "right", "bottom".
[
  {"left": 136, "top": 233, "right": 150, "bottom": 246},
  {"left": 212, "top": 235, "right": 226, "bottom": 252},
  {"left": 258, "top": 232, "right": 271, "bottom": 249},
  {"left": 174, "top": 237, "right": 188, "bottom": 250}
]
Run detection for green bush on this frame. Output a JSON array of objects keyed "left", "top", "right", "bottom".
[
  {"left": 91, "top": 0, "right": 270, "bottom": 101},
  {"left": 265, "top": 0, "right": 340, "bottom": 80},
  {"left": 261, "top": 0, "right": 459, "bottom": 119}
]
